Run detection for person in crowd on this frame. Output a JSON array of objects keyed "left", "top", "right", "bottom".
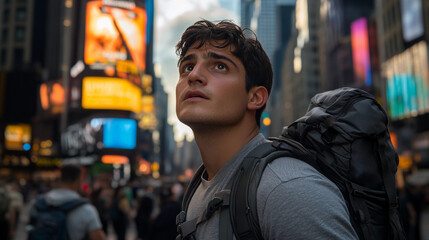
[
  {"left": 150, "top": 185, "right": 181, "bottom": 240},
  {"left": 134, "top": 185, "right": 155, "bottom": 240},
  {"left": 29, "top": 164, "right": 105, "bottom": 240},
  {"left": 0, "top": 178, "right": 15, "bottom": 240},
  {"left": 6, "top": 181, "right": 23, "bottom": 229},
  {"left": 110, "top": 186, "right": 131, "bottom": 240},
  {"left": 91, "top": 185, "right": 111, "bottom": 235},
  {"left": 174, "top": 19, "right": 358, "bottom": 239}
]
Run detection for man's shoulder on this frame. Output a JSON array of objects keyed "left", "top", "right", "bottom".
[
  {"left": 263, "top": 156, "right": 324, "bottom": 182},
  {"left": 256, "top": 155, "right": 339, "bottom": 204}
]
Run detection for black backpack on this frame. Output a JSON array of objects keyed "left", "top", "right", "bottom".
[
  {"left": 176, "top": 87, "right": 406, "bottom": 240},
  {"left": 27, "top": 196, "right": 88, "bottom": 240}
]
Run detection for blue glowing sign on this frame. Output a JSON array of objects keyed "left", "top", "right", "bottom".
[{"left": 103, "top": 118, "right": 137, "bottom": 149}]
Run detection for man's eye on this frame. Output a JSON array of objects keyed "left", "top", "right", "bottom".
[
  {"left": 184, "top": 65, "right": 194, "bottom": 72},
  {"left": 215, "top": 64, "right": 227, "bottom": 71}
]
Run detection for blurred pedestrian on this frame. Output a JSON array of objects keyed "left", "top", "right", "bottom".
[
  {"left": 91, "top": 186, "right": 111, "bottom": 235},
  {"left": 134, "top": 185, "right": 154, "bottom": 240},
  {"left": 0, "top": 178, "right": 15, "bottom": 240},
  {"left": 110, "top": 186, "right": 131, "bottom": 240},
  {"left": 6, "top": 180, "right": 23, "bottom": 230},
  {"left": 27, "top": 164, "right": 105, "bottom": 240},
  {"left": 150, "top": 185, "right": 181, "bottom": 240}
]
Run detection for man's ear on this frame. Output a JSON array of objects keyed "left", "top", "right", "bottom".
[{"left": 248, "top": 86, "right": 268, "bottom": 110}]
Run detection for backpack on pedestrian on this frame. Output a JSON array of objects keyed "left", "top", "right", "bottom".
[
  {"left": 176, "top": 87, "right": 406, "bottom": 240},
  {"left": 27, "top": 196, "right": 88, "bottom": 240}
]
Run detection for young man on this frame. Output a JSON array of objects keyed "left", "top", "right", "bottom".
[
  {"left": 175, "top": 20, "right": 359, "bottom": 239},
  {"left": 29, "top": 164, "right": 106, "bottom": 240}
]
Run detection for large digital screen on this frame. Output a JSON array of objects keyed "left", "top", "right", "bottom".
[
  {"left": 103, "top": 118, "right": 137, "bottom": 149},
  {"left": 82, "top": 76, "right": 141, "bottom": 113},
  {"left": 40, "top": 81, "right": 65, "bottom": 114},
  {"left": 385, "top": 41, "right": 429, "bottom": 119},
  {"left": 5, "top": 124, "right": 31, "bottom": 151},
  {"left": 84, "top": 0, "right": 147, "bottom": 72},
  {"left": 400, "top": 0, "right": 425, "bottom": 43},
  {"left": 351, "top": 17, "right": 372, "bottom": 86}
]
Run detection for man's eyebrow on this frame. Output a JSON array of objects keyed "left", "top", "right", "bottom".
[
  {"left": 179, "top": 51, "right": 239, "bottom": 68},
  {"left": 178, "top": 54, "right": 196, "bottom": 66},
  {"left": 207, "top": 52, "right": 238, "bottom": 68},
  {"left": 179, "top": 54, "right": 197, "bottom": 64}
]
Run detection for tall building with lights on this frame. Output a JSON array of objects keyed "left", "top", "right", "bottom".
[
  {"left": 0, "top": 0, "right": 44, "bottom": 177},
  {"left": 281, "top": 0, "right": 320, "bottom": 125},
  {"left": 0, "top": 0, "right": 173, "bottom": 184},
  {"left": 376, "top": 0, "right": 429, "bottom": 169},
  {"left": 240, "top": 0, "right": 296, "bottom": 136}
]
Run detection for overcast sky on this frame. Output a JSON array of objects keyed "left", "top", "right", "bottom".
[{"left": 154, "top": 0, "right": 240, "bottom": 141}]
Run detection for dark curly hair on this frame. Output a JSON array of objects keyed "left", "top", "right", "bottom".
[{"left": 176, "top": 19, "right": 273, "bottom": 127}]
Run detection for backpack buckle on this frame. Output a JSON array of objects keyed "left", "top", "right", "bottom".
[
  {"left": 206, "top": 197, "right": 223, "bottom": 219},
  {"left": 176, "top": 211, "right": 186, "bottom": 225}
]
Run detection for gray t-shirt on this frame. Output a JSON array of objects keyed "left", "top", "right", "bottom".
[
  {"left": 37, "top": 189, "right": 103, "bottom": 240},
  {"left": 187, "top": 133, "right": 358, "bottom": 239}
]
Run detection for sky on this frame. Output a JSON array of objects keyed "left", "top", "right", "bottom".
[{"left": 153, "top": 0, "right": 240, "bottom": 142}]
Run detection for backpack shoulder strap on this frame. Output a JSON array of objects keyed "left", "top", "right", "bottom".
[
  {"left": 182, "top": 164, "right": 205, "bottom": 211},
  {"left": 34, "top": 196, "right": 88, "bottom": 213},
  {"left": 229, "top": 139, "right": 314, "bottom": 240},
  {"left": 59, "top": 198, "right": 89, "bottom": 213},
  {"left": 176, "top": 164, "right": 207, "bottom": 239}
]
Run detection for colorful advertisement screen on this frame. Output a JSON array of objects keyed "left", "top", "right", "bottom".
[
  {"left": 400, "top": 0, "right": 425, "bottom": 43},
  {"left": 385, "top": 41, "right": 429, "bottom": 120},
  {"left": 84, "top": 0, "right": 147, "bottom": 72},
  {"left": 82, "top": 76, "right": 142, "bottom": 113},
  {"left": 4, "top": 124, "right": 31, "bottom": 151},
  {"left": 103, "top": 118, "right": 137, "bottom": 149},
  {"left": 351, "top": 17, "right": 372, "bottom": 86}
]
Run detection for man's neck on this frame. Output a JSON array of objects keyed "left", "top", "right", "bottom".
[
  {"left": 60, "top": 182, "right": 80, "bottom": 193},
  {"left": 193, "top": 122, "right": 260, "bottom": 180}
]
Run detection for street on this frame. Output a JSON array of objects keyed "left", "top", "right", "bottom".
[{"left": 12, "top": 199, "right": 429, "bottom": 240}]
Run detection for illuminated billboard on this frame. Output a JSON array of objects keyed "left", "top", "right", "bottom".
[
  {"left": 103, "top": 118, "right": 137, "bottom": 149},
  {"left": 384, "top": 41, "right": 429, "bottom": 120},
  {"left": 351, "top": 17, "right": 372, "bottom": 86},
  {"left": 5, "top": 124, "right": 31, "bottom": 151},
  {"left": 82, "top": 76, "right": 142, "bottom": 113},
  {"left": 84, "top": 0, "right": 147, "bottom": 79},
  {"left": 400, "top": 0, "right": 424, "bottom": 43},
  {"left": 62, "top": 117, "right": 137, "bottom": 157},
  {"left": 40, "top": 81, "right": 65, "bottom": 114}
]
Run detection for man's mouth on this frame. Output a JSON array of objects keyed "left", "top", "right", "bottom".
[{"left": 184, "top": 90, "right": 208, "bottom": 100}]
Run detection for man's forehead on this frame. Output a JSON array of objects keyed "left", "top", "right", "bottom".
[{"left": 187, "top": 40, "right": 236, "bottom": 55}]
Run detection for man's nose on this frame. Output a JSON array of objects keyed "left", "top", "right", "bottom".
[{"left": 187, "top": 64, "right": 207, "bottom": 86}]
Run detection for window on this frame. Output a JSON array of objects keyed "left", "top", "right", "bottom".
[
  {"left": 1, "top": 49, "right": 6, "bottom": 66},
  {"left": 13, "top": 48, "right": 23, "bottom": 68},
  {"left": 3, "top": 10, "right": 10, "bottom": 24},
  {"left": 16, "top": 8, "right": 26, "bottom": 21},
  {"left": 14, "top": 27, "right": 25, "bottom": 41},
  {"left": 2, "top": 29, "right": 8, "bottom": 43}
]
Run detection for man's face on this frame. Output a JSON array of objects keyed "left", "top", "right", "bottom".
[{"left": 176, "top": 41, "right": 248, "bottom": 129}]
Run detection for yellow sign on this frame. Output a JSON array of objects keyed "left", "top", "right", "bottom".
[
  {"left": 138, "top": 112, "right": 157, "bottom": 130},
  {"left": 5, "top": 124, "right": 31, "bottom": 150},
  {"left": 35, "top": 157, "right": 62, "bottom": 168},
  {"left": 398, "top": 155, "right": 413, "bottom": 170},
  {"left": 141, "top": 95, "right": 154, "bottom": 112},
  {"left": 151, "top": 162, "right": 159, "bottom": 172},
  {"left": 82, "top": 77, "right": 141, "bottom": 113},
  {"left": 142, "top": 74, "right": 152, "bottom": 94}
]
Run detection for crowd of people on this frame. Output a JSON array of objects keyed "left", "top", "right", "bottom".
[{"left": 0, "top": 165, "right": 184, "bottom": 240}]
